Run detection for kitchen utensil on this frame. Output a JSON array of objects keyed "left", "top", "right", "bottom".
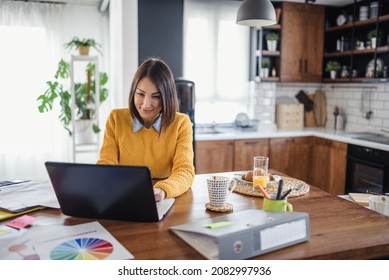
[
  {"left": 295, "top": 90, "right": 314, "bottom": 112},
  {"left": 313, "top": 90, "right": 327, "bottom": 127}
]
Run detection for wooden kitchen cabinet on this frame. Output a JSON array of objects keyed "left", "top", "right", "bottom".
[
  {"left": 196, "top": 139, "right": 269, "bottom": 174},
  {"left": 196, "top": 136, "right": 347, "bottom": 195},
  {"left": 195, "top": 140, "right": 234, "bottom": 174},
  {"left": 234, "top": 138, "right": 270, "bottom": 171},
  {"left": 280, "top": 2, "right": 325, "bottom": 82},
  {"left": 269, "top": 137, "right": 313, "bottom": 182},
  {"left": 310, "top": 137, "right": 347, "bottom": 194}
]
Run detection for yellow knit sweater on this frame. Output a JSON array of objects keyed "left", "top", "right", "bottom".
[{"left": 97, "top": 108, "right": 195, "bottom": 198}]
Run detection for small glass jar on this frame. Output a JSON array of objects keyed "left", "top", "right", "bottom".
[{"left": 340, "top": 65, "right": 349, "bottom": 78}]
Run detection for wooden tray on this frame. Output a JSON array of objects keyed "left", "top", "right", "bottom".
[{"left": 233, "top": 176, "right": 309, "bottom": 198}]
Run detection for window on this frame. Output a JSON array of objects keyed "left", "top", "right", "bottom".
[{"left": 183, "top": 0, "right": 250, "bottom": 124}]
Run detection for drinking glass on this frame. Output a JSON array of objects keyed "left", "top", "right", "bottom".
[{"left": 253, "top": 156, "right": 269, "bottom": 191}]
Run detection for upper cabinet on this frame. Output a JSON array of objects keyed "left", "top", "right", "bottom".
[
  {"left": 251, "top": 2, "right": 324, "bottom": 83},
  {"left": 280, "top": 2, "right": 325, "bottom": 82},
  {"left": 323, "top": 0, "right": 389, "bottom": 82}
]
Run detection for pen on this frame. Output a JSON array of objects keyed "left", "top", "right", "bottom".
[
  {"left": 280, "top": 188, "right": 293, "bottom": 200},
  {"left": 276, "top": 179, "right": 284, "bottom": 200},
  {"left": 256, "top": 184, "right": 271, "bottom": 199},
  {"left": 367, "top": 191, "right": 389, "bottom": 197}
]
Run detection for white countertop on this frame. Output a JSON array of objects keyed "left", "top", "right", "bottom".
[{"left": 195, "top": 127, "right": 389, "bottom": 152}]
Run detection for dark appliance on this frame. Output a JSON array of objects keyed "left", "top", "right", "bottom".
[
  {"left": 346, "top": 144, "right": 389, "bottom": 194},
  {"left": 175, "top": 78, "right": 195, "bottom": 160}
]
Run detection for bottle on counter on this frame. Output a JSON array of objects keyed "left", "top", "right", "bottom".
[
  {"left": 333, "top": 106, "right": 339, "bottom": 130},
  {"left": 271, "top": 67, "right": 277, "bottom": 77},
  {"left": 335, "top": 115, "right": 345, "bottom": 130}
]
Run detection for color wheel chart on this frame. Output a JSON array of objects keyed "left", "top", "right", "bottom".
[{"left": 50, "top": 238, "right": 113, "bottom": 260}]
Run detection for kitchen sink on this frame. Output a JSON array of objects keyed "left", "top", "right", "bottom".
[
  {"left": 354, "top": 135, "right": 389, "bottom": 145},
  {"left": 196, "top": 129, "right": 223, "bottom": 134},
  {"left": 342, "top": 132, "right": 389, "bottom": 145},
  {"left": 340, "top": 132, "right": 383, "bottom": 138},
  {"left": 195, "top": 122, "right": 258, "bottom": 135}
]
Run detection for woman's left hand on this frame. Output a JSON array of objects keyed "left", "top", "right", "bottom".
[{"left": 153, "top": 187, "right": 166, "bottom": 201}]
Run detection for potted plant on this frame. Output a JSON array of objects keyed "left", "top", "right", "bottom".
[
  {"left": 261, "top": 59, "right": 270, "bottom": 78},
  {"left": 367, "top": 29, "right": 381, "bottom": 49},
  {"left": 63, "top": 36, "right": 102, "bottom": 55},
  {"left": 265, "top": 32, "right": 279, "bottom": 51},
  {"left": 37, "top": 59, "right": 108, "bottom": 139},
  {"left": 325, "top": 60, "right": 341, "bottom": 79}
]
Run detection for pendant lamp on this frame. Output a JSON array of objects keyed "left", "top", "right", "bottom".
[{"left": 236, "top": 0, "right": 276, "bottom": 27}]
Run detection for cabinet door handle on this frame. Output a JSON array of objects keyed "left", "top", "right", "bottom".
[
  {"left": 244, "top": 141, "right": 260, "bottom": 145},
  {"left": 299, "top": 59, "right": 303, "bottom": 73},
  {"left": 304, "top": 59, "right": 308, "bottom": 73}
]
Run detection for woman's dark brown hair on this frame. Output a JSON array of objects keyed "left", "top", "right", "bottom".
[{"left": 129, "top": 57, "right": 178, "bottom": 132}]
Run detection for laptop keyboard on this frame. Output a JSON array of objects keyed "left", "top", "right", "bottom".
[
  {"left": 156, "top": 201, "right": 170, "bottom": 215},
  {"left": 156, "top": 198, "right": 175, "bottom": 220}
]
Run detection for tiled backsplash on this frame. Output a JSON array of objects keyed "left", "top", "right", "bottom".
[{"left": 252, "top": 82, "right": 389, "bottom": 133}]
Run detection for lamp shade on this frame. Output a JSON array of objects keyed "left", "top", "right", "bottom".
[{"left": 236, "top": 0, "right": 276, "bottom": 27}]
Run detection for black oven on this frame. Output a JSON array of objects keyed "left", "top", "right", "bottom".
[{"left": 346, "top": 144, "right": 389, "bottom": 194}]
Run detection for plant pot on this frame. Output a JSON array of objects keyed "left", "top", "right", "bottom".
[
  {"left": 75, "top": 119, "right": 97, "bottom": 145},
  {"left": 330, "top": 70, "right": 337, "bottom": 79},
  {"left": 267, "top": 40, "right": 278, "bottom": 51},
  {"left": 78, "top": 46, "right": 90, "bottom": 56},
  {"left": 371, "top": 37, "right": 377, "bottom": 48},
  {"left": 261, "top": 68, "right": 269, "bottom": 78}
]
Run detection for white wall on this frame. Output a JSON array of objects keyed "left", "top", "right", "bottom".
[
  {"left": 109, "top": 0, "right": 138, "bottom": 111},
  {"left": 325, "top": 83, "right": 389, "bottom": 132},
  {"left": 62, "top": 5, "right": 105, "bottom": 58},
  {"left": 255, "top": 82, "right": 389, "bottom": 133}
]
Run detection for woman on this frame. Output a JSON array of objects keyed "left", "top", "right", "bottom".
[{"left": 97, "top": 58, "right": 195, "bottom": 201}]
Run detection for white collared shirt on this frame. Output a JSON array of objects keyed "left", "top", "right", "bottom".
[{"left": 132, "top": 114, "right": 162, "bottom": 133}]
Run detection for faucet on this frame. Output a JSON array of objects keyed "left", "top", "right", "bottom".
[{"left": 211, "top": 121, "right": 217, "bottom": 131}]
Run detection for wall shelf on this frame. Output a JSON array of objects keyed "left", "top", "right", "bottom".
[{"left": 323, "top": 0, "right": 389, "bottom": 82}]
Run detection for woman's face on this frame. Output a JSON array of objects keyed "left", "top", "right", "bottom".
[{"left": 134, "top": 77, "right": 162, "bottom": 127}]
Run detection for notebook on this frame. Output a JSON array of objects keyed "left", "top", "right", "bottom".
[
  {"left": 44, "top": 161, "right": 174, "bottom": 222},
  {"left": 349, "top": 193, "right": 372, "bottom": 206}
]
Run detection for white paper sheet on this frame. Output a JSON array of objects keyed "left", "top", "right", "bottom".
[
  {"left": 0, "top": 221, "right": 134, "bottom": 260},
  {"left": 0, "top": 180, "right": 60, "bottom": 210}
]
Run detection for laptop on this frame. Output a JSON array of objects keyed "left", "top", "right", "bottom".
[{"left": 44, "top": 161, "right": 175, "bottom": 222}]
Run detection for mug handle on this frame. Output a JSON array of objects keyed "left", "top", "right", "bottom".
[
  {"left": 286, "top": 202, "right": 293, "bottom": 212},
  {"left": 227, "top": 179, "right": 237, "bottom": 195}
]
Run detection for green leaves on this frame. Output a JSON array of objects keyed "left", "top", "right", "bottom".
[
  {"left": 92, "top": 123, "right": 101, "bottom": 133},
  {"left": 37, "top": 81, "right": 60, "bottom": 113},
  {"left": 55, "top": 59, "right": 70, "bottom": 79},
  {"left": 37, "top": 59, "right": 109, "bottom": 136},
  {"left": 63, "top": 37, "right": 102, "bottom": 54}
]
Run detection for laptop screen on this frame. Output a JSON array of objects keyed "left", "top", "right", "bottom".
[{"left": 45, "top": 162, "right": 163, "bottom": 222}]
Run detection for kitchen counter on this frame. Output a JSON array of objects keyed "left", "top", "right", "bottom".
[{"left": 195, "top": 127, "right": 389, "bottom": 152}]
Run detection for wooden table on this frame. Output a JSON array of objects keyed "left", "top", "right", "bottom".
[{"left": 30, "top": 172, "right": 389, "bottom": 259}]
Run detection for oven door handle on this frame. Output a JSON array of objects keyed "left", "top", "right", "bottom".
[{"left": 347, "top": 155, "right": 385, "bottom": 169}]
